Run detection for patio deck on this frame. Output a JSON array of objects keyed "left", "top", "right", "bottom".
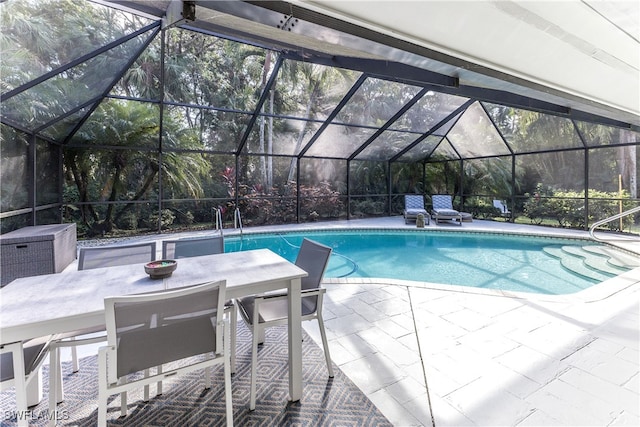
[
  {"left": 279, "top": 217, "right": 640, "bottom": 426},
  {"left": 19, "top": 217, "right": 640, "bottom": 426}
]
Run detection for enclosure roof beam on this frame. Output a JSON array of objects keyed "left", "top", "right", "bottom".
[
  {"left": 297, "top": 73, "right": 368, "bottom": 158},
  {"left": 0, "top": 22, "right": 160, "bottom": 103},
  {"left": 390, "top": 99, "right": 475, "bottom": 163},
  {"left": 348, "top": 87, "right": 429, "bottom": 161}
]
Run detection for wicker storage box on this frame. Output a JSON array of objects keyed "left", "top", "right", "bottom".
[{"left": 1, "top": 223, "right": 77, "bottom": 286}]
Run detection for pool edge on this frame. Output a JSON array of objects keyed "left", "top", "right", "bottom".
[{"left": 324, "top": 266, "right": 640, "bottom": 303}]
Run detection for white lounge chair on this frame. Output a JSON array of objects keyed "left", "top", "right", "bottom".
[
  {"left": 493, "top": 200, "right": 511, "bottom": 217},
  {"left": 431, "top": 195, "right": 463, "bottom": 225}
]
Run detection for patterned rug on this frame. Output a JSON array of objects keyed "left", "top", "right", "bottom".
[{"left": 1, "top": 323, "right": 392, "bottom": 426}]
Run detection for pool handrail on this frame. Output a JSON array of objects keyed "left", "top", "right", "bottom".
[
  {"left": 234, "top": 208, "right": 243, "bottom": 234},
  {"left": 589, "top": 205, "right": 640, "bottom": 242}
]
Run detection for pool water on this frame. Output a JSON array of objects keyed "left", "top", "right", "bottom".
[{"left": 225, "top": 230, "right": 602, "bottom": 295}]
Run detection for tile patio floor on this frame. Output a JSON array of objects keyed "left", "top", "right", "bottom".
[
  {"left": 65, "top": 217, "right": 640, "bottom": 425},
  {"left": 304, "top": 218, "right": 640, "bottom": 426},
  {"left": 314, "top": 277, "right": 639, "bottom": 426}
]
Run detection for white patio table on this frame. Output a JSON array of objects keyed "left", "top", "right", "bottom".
[{"left": 0, "top": 249, "right": 307, "bottom": 426}]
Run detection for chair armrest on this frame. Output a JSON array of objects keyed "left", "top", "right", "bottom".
[
  {"left": 301, "top": 288, "right": 325, "bottom": 296},
  {"left": 258, "top": 290, "right": 287, "bottom": 300},
  {"left": 256, "top": 288, "right": 325, "bottom": 303}
]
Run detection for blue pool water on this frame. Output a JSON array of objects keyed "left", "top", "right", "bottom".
[{"left": 225, "top": 230, "right": 601, "bottom": 295}]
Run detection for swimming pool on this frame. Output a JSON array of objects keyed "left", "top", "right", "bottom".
[{"left": 225, "top": 229, "right": 611, "bottom": 295}]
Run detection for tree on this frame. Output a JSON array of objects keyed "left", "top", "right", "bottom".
[{"left": 65, "top": 100, "right": 209, "bottom": 235}]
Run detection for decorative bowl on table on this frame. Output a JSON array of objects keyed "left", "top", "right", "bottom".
[{"left": 144, "top": 260, "right": 177, "bottom": 279}]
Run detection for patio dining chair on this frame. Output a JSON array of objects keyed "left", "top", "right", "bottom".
[
  {"left": 236, "top": 238, "right": 334, "bottom": 410},
  {"left": 161, "top": 234, "right": 237, "bottom": 373},
  {"left": 97, "top": 280, "right": 233, "bottom": 426},
  {"left": 1, "top": 336, "right": 53, "bottom": 419},
  {"left": 162, "top": 234, "right": 224, "bottom": 259},
  {"left": 78, "top": 242, "right": 158, "bottom": 270},
  {"left": 48, "top": 242, "right": 157, "bottom": 417}
]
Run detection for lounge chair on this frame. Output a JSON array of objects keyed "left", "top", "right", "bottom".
[
  {"left": 431, "top": 195, "right": 463, "bottom": 225},
  {"left": 493, "top": 200, "right": 511, "bottom": 217},
  {"left": 403, "top": 195, "right": 429, "bottom": 225}
]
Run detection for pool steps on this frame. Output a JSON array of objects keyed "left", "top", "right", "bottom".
[
  {"left": 580, "top": 245, "right": 640, "bottom": 268},
  {"left": 542, "top": 244, "right": 639, "bottom": 282},
  {"left": 561, "top": 246, "right": 630, "bottom": 274}
]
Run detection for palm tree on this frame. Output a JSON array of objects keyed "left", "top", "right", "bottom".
[
  {"left": 282, "top": 62, "right": 353, "bottom": 184},
  {"left": 65, "top": 99, "right": 209, "bottom": 234}
]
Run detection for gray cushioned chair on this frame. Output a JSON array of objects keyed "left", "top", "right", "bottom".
[
  {"left": 78, "top": 242, "right": 157, "bottom": 270},
  {"left": 97, "top": 280, "right": 232, "bottom": 426},
  {"left": 48, "top": 242, "right": 157, "bottom": 419},
  {"left": 1, "top": 336, "right": 53, "bottom": 419},
  {"left": 161, "top": 234, "right": 237, "bottom": 373},
  {"left": 403, "top": 194, "right": 429, "bottom": 224},
  {"left": 236, "top": 238, "right": 334, "bottom": 410},
  {"left": 431, "top": 195, "right": 463, "bottom": 225},
  {"left": 162, "top": 234, "right": 224, "bottom": 259}
]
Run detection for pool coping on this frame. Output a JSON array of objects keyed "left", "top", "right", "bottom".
[{"left": 323, "top": 267, "right": 640, "bottom": 303}]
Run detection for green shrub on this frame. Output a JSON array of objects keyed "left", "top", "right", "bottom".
[
  {"left": 463, "top": 198, "right": 503, "bottom": 219},
  {"left": 146, "top": 209, "right": 175, "bottom": 229},
  {"left": 523, "top": 184, "right": 633, "bottom": 230},
  {"left": 116, "top": 210, "right": 138, "bottom": 230},
  {"left": 172, "top": 209, "right": 194, "bottom": 225}
]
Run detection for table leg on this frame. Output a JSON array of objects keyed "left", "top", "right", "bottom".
[
  {"left": 5, "top": 342, "right": 29, "bottom": 427},
  {"left": 287, "top": 277, "right": 303, "bottom": 401},
  {"left": 26, "top": 367, "right": 43, "bottom": 407}
]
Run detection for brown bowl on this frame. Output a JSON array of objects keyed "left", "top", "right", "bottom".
[{"left": 144, "top": 260, "right": 177, "bottom": 279}]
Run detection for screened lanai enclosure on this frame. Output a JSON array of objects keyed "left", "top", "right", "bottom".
[{"left": 2, "top": 0, "right": 639, "bottom": 237}]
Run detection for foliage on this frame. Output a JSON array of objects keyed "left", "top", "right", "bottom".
[
  {"left": 144, "top": 209, "right": 175, "bottom": 230},
  {"left": 115, "top": 210, "right": 138, "bottom": 230},
  {"left": 172, "top": 209, "right": 194, "bottom": 226},
  {"left": 462, "top": 198, "right": 505, "bottom": 219},
  {"left": 391, "top": 162, "right": 424, "bottom": 194},
  {"left": 0, "top": 124, "right": 29, "bottom": 212},
  {"left": 351, "top": 197, "right": 387, "bottom": 218},
  {"left": 350, "top": 161, "right": 388, "bottom": 195},
  {"left": 462, "top": 157, "right": 514, "bottom": 198},
  {"left": 523, "top": 183, "right": 633, "bottom": 230},
  {"left": 237, "top": 181, "right": 345, "bottom": 226},
  {"left": 425, "top": 161, "right": 461, "bottom": 195},
  {"left": 2, "top": 1, "right": 638, "bottom": 239}
]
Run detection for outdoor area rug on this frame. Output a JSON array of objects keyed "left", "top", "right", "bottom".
[{"left": 1, "top": 322, "right": 392, "bottom": 426}]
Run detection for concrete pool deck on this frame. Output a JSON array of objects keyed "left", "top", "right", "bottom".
[
  {"left": 67, "top": 217, "right": 640, "bottom": 425},
  {"left": 231, "top": 217, "right": 640, "bottom": 426}
]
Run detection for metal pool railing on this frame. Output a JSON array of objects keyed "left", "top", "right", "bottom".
[{"left": 589, "top": 206, "right": 640, "bottom": 243}]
